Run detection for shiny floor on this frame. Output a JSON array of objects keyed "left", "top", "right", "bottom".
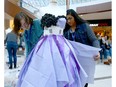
[{"left": 4, "top": 48, "right": 112, "bottom": 87}]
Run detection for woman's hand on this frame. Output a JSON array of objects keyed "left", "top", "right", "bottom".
[{"left": 94, "top": 52, "right": 100, "bottom": 61}]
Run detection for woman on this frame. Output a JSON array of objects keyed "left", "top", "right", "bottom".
[
  {"left": 5, "top": 30, "right": 18, "bottom": 69},
  {"left": 63, "top": 9, "right": 100, "bottom": 87},
  {"left": 13, "top": 12, "right": 43, "bottom": 57},
  {"left": 16, "top": 13, "right": 100, "bottom": 87}
]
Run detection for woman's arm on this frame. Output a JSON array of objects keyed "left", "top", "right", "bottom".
[
  {"left": 85, "top": 23, "right": 100, "bottom": 60},
  {"left": 85, "top": 23, "right": 100, "bottom": 48}
]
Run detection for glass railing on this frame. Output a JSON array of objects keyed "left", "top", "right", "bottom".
[
  {"left": 20, "top": 0, "right": 103, "bottom": 8},
  {"left": 20, "top": 0, "right": 50, "bottom": 13},
  {"left": 56, "top": 0, "right": 111, "bottom": 5},
  {"left": 57, "top": 0, "right": 98, "bottom": 5},
  {"left": 71, "top": 0, "right": 96, "bottom": 3},
  {"left": 20, "top": 0, "right": 111, "bottom": 13}
]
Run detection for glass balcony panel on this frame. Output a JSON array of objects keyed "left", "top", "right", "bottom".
[{"left": 21, "top": 0, "right": 50, "bottom": 13}]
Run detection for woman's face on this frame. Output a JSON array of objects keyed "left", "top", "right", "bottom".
[
  {"left": 66, "top": 14, "right": 76, "bottom": 27},
  {"left": 104, "top": 36, "right": 108, "bottom": 40},
  {"left": 20, "top": 18, "right": 30, "bottom": 30}
]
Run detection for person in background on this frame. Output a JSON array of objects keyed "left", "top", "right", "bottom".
[
  {"left": 97, "top": 34, "right": 104, "bottom": 62},
  {"left": 13, "top": 12, "right": 43, "bottom": 57},
  {"left": 102, "top": 35, "right": 112, "bottom": 65},
  {"left": 5, "top": 30, "right": 18, "bottom": 69},
  {"left": 107, "top": 36, "right": 112, "bottom": 61},
  {"left": 63, "top": 9, "right": 100, "bottom": 87}
]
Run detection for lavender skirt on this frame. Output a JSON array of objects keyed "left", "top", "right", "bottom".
[{"left": 16, "top": 35, "right": 100, "bottom": 87}]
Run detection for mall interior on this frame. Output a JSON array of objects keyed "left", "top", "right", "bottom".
[{"left": 4, "top": 0, "right": 112, "bottom": 87}]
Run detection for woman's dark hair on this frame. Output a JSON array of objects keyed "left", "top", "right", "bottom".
[
  {"left": 67, "top": 9, "right": 86, "bottom": 25},
  {"left": 64, "top": 9, "right": 86, "bottom": 32},
  {"left": 41, "top": 13, "right": 57, "bottom": 29},
  {"left": 13, "top": 12, "right": 33, "bottom": 35}
]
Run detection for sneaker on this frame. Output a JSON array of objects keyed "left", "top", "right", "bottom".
[
  {"left": 104, "top": 61, "right": 110, "bottom": 65},
  {"left": 14, "top": 65, "right": 17, "bottom": 68},
  {"left": 108, "top": 59, "right": 112, "bottom": 63},
  {"left": 9, "top": 66, "right": 12, "bottom": 69}
]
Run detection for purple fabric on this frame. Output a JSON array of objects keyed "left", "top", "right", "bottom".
[
  {"left": 52, "top": 35, "right": 66, "bottom": 65},
  {"left": 62, "top": 36, "right": 80, "bottom": 73},
  {"left": 54, "top": 36, "right": 86, "bottom": 87},
  {"left": 56, "top": 18, "right": 66, "bottom": 29},
  {"left": 16, "top": 35, "right": 94, "bottom": 87},
  {"left": 69, "top": 40, "right": 101, "bottom": 83},
  {"left": 52, "top": 35, "right": 75, "bottom": 87},
  {"left": 16, "top": 36, "right": 46, "bottom": 87}
]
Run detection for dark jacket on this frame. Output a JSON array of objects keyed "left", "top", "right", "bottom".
[{"left": 64, "top": 23, "right": 100, "bottom": 48}]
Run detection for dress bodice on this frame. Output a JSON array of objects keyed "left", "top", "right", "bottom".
[{"left": 43, "top": 26, "right": 63, "bottom": 36}]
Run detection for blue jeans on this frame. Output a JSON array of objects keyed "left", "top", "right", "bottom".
[
  {"left": 6, "top": 41, "right": 18, "bottom": 67},
  {"left": 99, "top": 50, "right": 103, "bottom": 60},
  {"left": 107, "top": 48, "right": 112, "bottom": 57},
  {"left": 104, "top": 48, "right": 112, "bottom": 59}
]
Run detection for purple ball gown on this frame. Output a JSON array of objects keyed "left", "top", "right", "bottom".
[{"left": 16, "top": 26, "right": 100, "bottom": 87}]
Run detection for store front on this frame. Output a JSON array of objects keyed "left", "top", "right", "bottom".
[{"left": 88, "top": 19, "right": 112, "bottom": 38}]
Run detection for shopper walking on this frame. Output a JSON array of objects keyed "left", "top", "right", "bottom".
[{"left": 5, "top": 30, "right": 18, "bottom": 69}]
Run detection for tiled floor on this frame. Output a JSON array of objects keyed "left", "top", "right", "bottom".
[
  {"left": 4, "top": 48, "right": 112, "bottom": 87},
  {"left": 88, "top": 63, "right": 112, "bottom": 87}
]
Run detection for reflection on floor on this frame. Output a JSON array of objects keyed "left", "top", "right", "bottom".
[{"left": 4, "top": 48, "right": 112, "bottom": 87}]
